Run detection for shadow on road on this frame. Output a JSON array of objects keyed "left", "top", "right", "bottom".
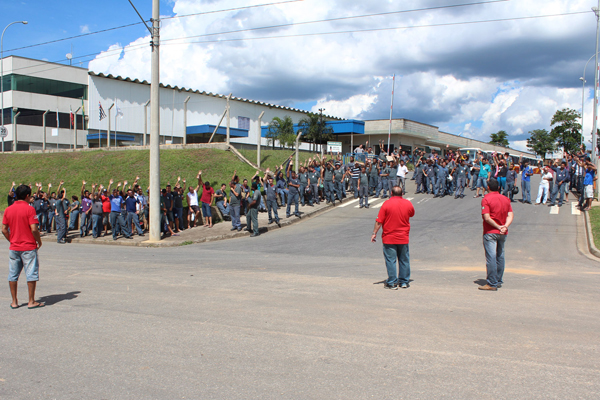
[
  {"left": 473, "top": 279, "right": 487, "bottom": 286},
  {"left": 39, "top": 291, "right": 81, "bottom": 306}
]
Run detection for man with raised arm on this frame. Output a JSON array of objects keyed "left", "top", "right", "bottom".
[{"left": 3, "top": 184, "right": 44, "bottom": 309}]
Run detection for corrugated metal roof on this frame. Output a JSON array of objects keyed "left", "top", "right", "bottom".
[{"left": 88, "top": 71, "right": 342, "bottom": 120}]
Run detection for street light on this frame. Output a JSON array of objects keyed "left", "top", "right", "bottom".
[
  {"left": 1, "top": 20, "right": 28, "bottom": 152},
  {"left": 582, "top": 53, "right": 599, "bottom": 147}
]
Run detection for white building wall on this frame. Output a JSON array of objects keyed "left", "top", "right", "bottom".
[{"left": 88, "top": 74, "right": 315, "bottom": 148}]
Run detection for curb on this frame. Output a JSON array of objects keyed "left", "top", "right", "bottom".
[
  {"left": 583, "top": 210, "right": 600, "bottom": 259},
  {"left": 65, "top": 202, "right": 335, "bottom": 248}
]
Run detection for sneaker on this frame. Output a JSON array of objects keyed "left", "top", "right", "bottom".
[
  {"left": 384, "top": 283, "right": 398, "bottom": 290},
  {"left": 400, "top": 282, "right": 409, "bottom": 289},
  {"left": 365, "top": 205, "right": 369, "bottom": 208}
]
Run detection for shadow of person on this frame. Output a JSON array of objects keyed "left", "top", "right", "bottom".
[
  {"left": 38, "top": 291, "right": 81, "bottom": 306},
  {"left": 473, "top": 279, "right": 487, "bottom": 286}
]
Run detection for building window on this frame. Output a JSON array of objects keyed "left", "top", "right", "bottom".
[
  {"left": 0, "top": 74, "right": 88, "bottom": 100},
  {"left": 238, "top": 116, "right": 250, "bottom": 130},
  {"left": 1, "top": 108, "right": 84, "bottom": 130}
]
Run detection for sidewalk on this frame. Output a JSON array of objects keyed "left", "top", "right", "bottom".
[{"left": 43, "top": 200, "right": 337, "bottom": 247}]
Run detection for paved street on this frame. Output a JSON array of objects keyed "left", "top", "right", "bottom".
[{"left": 1, "top": 177, "right": 599, "bottom": 399}]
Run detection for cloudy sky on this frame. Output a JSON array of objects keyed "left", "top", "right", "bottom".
[{"left": 2, "top": 0, "right": 598, "bottom": 150}]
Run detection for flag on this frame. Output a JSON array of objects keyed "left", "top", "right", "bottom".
[
  {"left": 99, "top": 102, "right": 107, "bottom": 121},
  {"left": 70, "top": 106, "right": 74, "bottom": 128},
  {"left": 116, "top": 105, "right": 123, "bottom": 118},
  {"left": 56, "top": 108, "right": 59, "bottom": 129}
]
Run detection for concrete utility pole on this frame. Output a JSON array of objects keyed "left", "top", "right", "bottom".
[
  {"left": 318, "top": 108, "right": 324, "bottom": 154},
  {"left": 73, "top": 106, "right": 81, "bottom": 148},
  {"left": 107, "top": 103, "right": 114, "bottom": 148},
  {"left": 593, "top": 2, "right": 600, "bottom": 200},
  {"left": 12, "top": 109, "right": 19, "bottom": 151},
  {"left": 42, "top": 110, "right": 49, "bottom": 151},
  {"left": 226, "top": 94, "right": 231, "bottom": 145},
  {"left": 143, "top": 99, "right": 150, "bottom": 146},
  {"left": 257, "top": 111, "right": 264, "bottom": 168},
  {"left": 149, "top": 0, "right": 161, "bottom": 242},
  {"left": 295, "top": 130, "right": 302, "bottom": 174},
  {"left": 183, "top": 96, "right": 190, "bottom": 145}
]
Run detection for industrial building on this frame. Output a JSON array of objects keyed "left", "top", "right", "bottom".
[{"left": 0, "top": 55, "right": 534, "bottom": 158}]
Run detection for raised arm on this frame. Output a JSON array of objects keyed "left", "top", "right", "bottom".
[{"left": 195, "top": 171, "right": 202, "bottom": 192}]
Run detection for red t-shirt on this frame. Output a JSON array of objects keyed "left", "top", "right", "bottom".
[
  {"left": 200, "top": 187, "right": 214, "bottom": 204},
  {"left": 2, "top": 200, "right": 38, "bottom": 251},
  {"left": 101, "top": 195, "right": 111, "bottom": 213},
  {"left": 481, "top": 192, "right": 513, "bottom": 235},
  {"left": 375, "top": 196, "right": 415, "bottom": 245}
]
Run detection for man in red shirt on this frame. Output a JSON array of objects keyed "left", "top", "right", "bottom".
[
  {"left": 371, "top": 186, "right": 416, "bottom": 289},
  {"left": 2, "top": 185, "right": 44, "bottom": 309},
  {"left": 479, "top": 178, "right": 514, "bottom": 291}
]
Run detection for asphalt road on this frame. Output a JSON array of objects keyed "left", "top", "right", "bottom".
[{"left": 1, "top": 176, "right": 599, "bottom": 399}]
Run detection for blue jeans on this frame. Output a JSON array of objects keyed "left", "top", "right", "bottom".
[
  {"left": 383, "top": 243, "right": 410, "bottom": 286},
  {"left": 483, "top": 234, "right": 507, "bottom": 287},
  {"left": 377, "top": 178, "right": 389, "bottom": 197},
  {"left": 80, "top": 212, "right": 91, "bottom": 236},
  {"left": 287, "top": 192, "right": 299, "bottom": 216},
  {"left": 216, "top": 201, "right": 230, "bottom": 216},
  {"left": 276, "top": 188, "right": 288, "bottom": 205},
  {"left": 477, "top": 176, "right": 488, "bottom": 190},
  {"left": 8, "top": 249, "right": 39, "bottom": 282},
  {"left": 127, "top": 211, "right": 144, "bottom": 235},
  {"left": 230, "top": 205, "right": 241, "bottom": 229},
  {"left": 267, "top": 199, "right": 279, "bottom": 223},
  {"left": 36, "top": 212, "right": 46, "bottom": 232},
  {"left": 68, "top": 210, "right": 79, "bottom": 230},
  {"left": 92, "top": 214, "right": 102, "bottom": 238},
  {"left": 549, "top": 182, "right": 566, "bottom": 205},
  {"left": 521, "top": 180, "right": 531, "bottom": 203}
]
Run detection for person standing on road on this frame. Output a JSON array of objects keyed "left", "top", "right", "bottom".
[
  {"left": 55, "top": 187, "right": 68, "bottom": 244},
  {"left": 454, "top": 159, "right": 468, "bottom": 199},
  {"left": 358, "top": 167, "right": 370, "bottom": 209},
  {"left": 229, "top": 173, "right": 243, "bottom": 232},
  {"left": 397, "top": 159, "right": 409, "bottom": 194},
  {"left": 246, "top": 182, "right": 261, "bottom": 237},
  {"left": 371, "top": 186, "right": 415, "bottom": 290},
  {"left": 263, "top": 172, "right": 280, "bottom": 226},
  {"left": 479, "top": 178, "right": 514, "bottom": 291},
  {"left": 520, "top": 159, "right": 533, "bottom": 204},
  {"left": 2, "top": 184, "right": 44, "bottom": 309},
  {"left": 286, "top": 171, "right": 301, "bottom": 218},
  {"left": 474, "top": 154, "right": 491, "bottom": 198}
]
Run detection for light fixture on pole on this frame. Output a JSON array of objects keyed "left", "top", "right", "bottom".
[{"left": 1, "top": 20, "right": 28, "bottom": 153}]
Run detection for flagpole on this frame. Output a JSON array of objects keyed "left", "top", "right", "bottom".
[
  {"left": 56, "top": 108, "right": 59, "bottom": 149},
  {"left": 387, "top": 74, "right": 395, "bottom": 155}
]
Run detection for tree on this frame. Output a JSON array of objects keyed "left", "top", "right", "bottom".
[
  {"left": 489, "top": 130, "right": 510, "bottom": 147},
  {"left": 550, "top": 108, "right": 582, "bottom": 154},
  {"left": 526, "top": 129, "right": 555, "bottom": 158},
  {"left": 266, "top": 116, "right": 295, "bottom": 149},
  {"left": 297, "top": 112, "right": 334, "bottom": 151}
]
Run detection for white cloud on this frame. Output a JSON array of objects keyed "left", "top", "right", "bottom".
[
  {"left": 88, "top": 0, "right": 596, "bottom": 146},
  {"left": 80, "top": 25, "right": 90, "bottom": 34}
]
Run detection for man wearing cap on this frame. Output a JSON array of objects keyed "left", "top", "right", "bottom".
[
  {"left": 321, "top": 160, "right": 336, "bottom": 205},
  {"left": 333, "top": 163, "right": 345, "bottom": 202},
  {"left": 263, "top": 171, "right": 280, "bottom": 227}
]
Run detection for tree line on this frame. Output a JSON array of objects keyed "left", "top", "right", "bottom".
[{"left": 486, "top": 108, "right": 584, "bottom": 158}]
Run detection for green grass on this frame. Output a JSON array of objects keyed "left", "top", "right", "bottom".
[
  {"left": 0, "top": 148, "right": 297, "bottom": 211},
  {"left": 589, "top": 207, "right": 600, "bottom": 250}
]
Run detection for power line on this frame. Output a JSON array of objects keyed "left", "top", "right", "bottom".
[
  {"left": 162, "top": 0, "right": 303, "bottom": 20},
  {"left": 3, "top": 0, "right": 304, "bottom": 53},
  {"left": 162, "top": 10, "right": 591, "bottom": 46},
  {"left": 162, "top": 0, "right": 510, "bottom": 44}
]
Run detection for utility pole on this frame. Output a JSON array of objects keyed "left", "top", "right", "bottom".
[
  {"left": 149, "top": 0, "right": 161, "bottom": 242},
  {"left": 593, "top": 2, "right": 600, "bottom": 199},
  {"left": 257, "top": 111, "right": 265, "bottom": 168},
  {"left": 318, "top": 108, "right": 324, "bottom": 154}
]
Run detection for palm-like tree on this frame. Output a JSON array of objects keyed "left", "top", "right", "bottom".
[
  {"left": 267, "top": 116, "right": 295, "bottom": 149},
  {"left": 298, "top": 112, "right": 334, "bottom": 151}
]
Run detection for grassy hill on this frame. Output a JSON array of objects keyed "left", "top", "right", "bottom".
[{"left": 0, "top": 148, "right": 302, "bottom": 211}]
